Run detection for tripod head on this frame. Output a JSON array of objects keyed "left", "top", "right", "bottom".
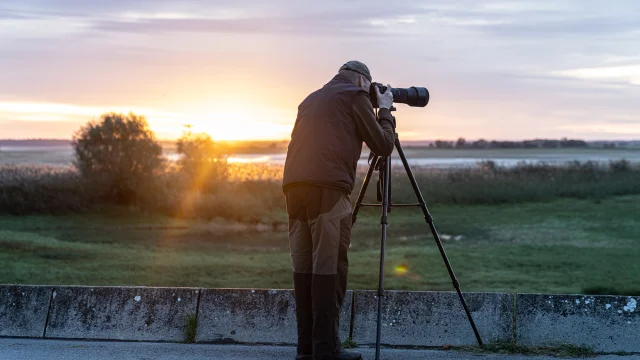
[{"left": 371, "top": 155, "right": 391, "bottom": 208}]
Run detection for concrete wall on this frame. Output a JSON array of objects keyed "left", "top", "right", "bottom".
[
  {"left": 0, "top": 284, "right": 637, "bottom": 352},
  {"left": 352, "top": 291, "right": 513, "bottom": 346},
  {"left": 196, "top": 289, "right": 352, "bottom": 344},
  {"left": 45, "top": 286, "right": 199, "bottom": 341},
  {"left": 0, "top": 285, "right": 52, "bottom": 338},
  {"left": 517, "top": 294, "right": 639, "bottom": 352}
]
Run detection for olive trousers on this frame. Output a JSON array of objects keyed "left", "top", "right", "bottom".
[{"left": 285, "top": 185, "right": 352, "bottom": 359}]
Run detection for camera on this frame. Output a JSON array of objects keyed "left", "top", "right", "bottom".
[{"left": 369, "top": 83, "right": 429, "bottom": 108}]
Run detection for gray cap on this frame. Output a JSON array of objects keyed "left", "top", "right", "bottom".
[{"left": 339, "top": 60, "right": 372, "bottom": 81}]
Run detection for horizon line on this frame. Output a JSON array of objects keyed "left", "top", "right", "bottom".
[{"left": 1, "top": 138, "right": 639, "bottom": 143}]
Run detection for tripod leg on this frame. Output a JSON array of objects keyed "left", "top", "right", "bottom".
[
  {"left": 352, "top": 154, "right": 379, "bottom": 226},
  {"left": 375, "top": 155, "right": 391, "bottom": 360},
  {"left": 395, "top": 139, "right": 484, "bottom": 347}
]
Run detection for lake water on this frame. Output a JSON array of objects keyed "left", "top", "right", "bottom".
[{"left": 2, "top": 145, "right": 640, "bottom": 168}]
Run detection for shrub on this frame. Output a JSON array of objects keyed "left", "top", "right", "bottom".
[
  {"left": 477, "top": 160, "right": 498, "bottom": 173},
  {"left": 0, "top": 165, "right": 91, "bottom": 214},
  {"left": 609, "top": 159, "right": 632, "bottom": 173},
  {"left": 375, "top": 160, "right": 640, "bottom": 206},
  {"left": 176, "top": 128, "right": 229, "bottom": 193},
  {"left": 4, "top": 155, "right": 640, "bottom": 222},
  {"left": 72, "top": 112, "right": 164, "bottom": 204}
]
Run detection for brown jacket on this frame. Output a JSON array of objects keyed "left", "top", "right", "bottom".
[{"left": 283, "top": 74, "right": 395, "bottom": 194}]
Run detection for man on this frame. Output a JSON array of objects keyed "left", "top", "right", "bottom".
[{"left": 283, "top": 61, "right": 395, "bottom": 360}]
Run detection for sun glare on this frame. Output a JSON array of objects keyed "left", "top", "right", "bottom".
[
  {"left": 227, "top": 156, "right": 271, "bottom": 164},
  {"left": 185, "top": 107, "right": 293, "bottom": 141},
  {"left": 190, "top": 119, "right": 288, "bottom": 141},
  {"left": 0, "top": 101, "right": 294, "bottom": 141}
]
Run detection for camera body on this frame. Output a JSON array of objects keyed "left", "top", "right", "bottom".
[{"left": 369, "top": 83, "right": 430, "bottom": 108}]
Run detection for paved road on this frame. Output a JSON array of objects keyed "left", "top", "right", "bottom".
[{"left": 1, "top": 339, "right": 639, "bottom": 360}]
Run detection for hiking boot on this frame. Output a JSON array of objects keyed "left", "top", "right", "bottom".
[
  {"left": 312, "top": 348, "right": 362, "bottom": 360},
  {"left": 312, "top": 274, "right": 338, "bottom": 359},
  {"left": 335, "top": 349, "right": 362, "bottom": 360},
  {"left": 294, "top": 273, "right": 313, "bottom": 357}
]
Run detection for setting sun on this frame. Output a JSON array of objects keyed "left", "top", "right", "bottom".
[{"left": 185, "top": 107, "right": 293, "bottom": 141}]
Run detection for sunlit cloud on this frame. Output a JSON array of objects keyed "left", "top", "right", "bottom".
[
  {"left": 117, "top": 9, "right": 248, "bottom": 21},
  {"left": 479, "top": 2, "right": 569, "bottom": 13},
  {"left": 119, "top": 12, "right": 203, "bottom": 20},
  {"left": 0, "top": 101, "right": 293, "bottom": 140},
  {"left": 7, "top": 114, "right": 68, "bottom": 122},
  {"left": 0, "top": 17, "right": 89, "bottom": 38},
  {"left": 553, "top": 65, "right": 640, "bottom": 86},
  {"left": 0, "top": 102, "right": 181, "bottom": 121},
  {"left": 435, "top": 16, "right": 512, "bottom": 26},
  {"left": 369, "top": 16, "right": 417, "bottom": 27},
  {"left": 603, "top": 55, "right": 640, "bottom": 64}
]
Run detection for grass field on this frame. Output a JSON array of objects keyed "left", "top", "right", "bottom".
[{"left": 2, "top": 195, "right": 639, "bottom": 295}]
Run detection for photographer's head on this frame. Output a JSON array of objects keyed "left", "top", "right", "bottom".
[{"left": 339, "top": 60, "right": 371, "bottom": 92}]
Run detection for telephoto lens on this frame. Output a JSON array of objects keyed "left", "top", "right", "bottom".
[{"left": 369, "top": 83, "right": 429, "bottom": 108}]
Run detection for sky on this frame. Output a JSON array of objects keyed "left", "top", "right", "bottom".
[{"left": 0, "top": 0, "right": 639, "bottom": 141}]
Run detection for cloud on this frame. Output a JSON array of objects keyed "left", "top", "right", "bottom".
[
  {"left": 412, "top": 1, "right": 640, "bottom": 39},
  {"left": 553, "top": 65, "right": 640, "bottom": 86},
  {"left": 92, "top": 17, "right": 375, "bottom": 36},
  {"left": 559, "top": 123, "right": 640, "bottom": 136},
  {"left": 0, "top": 11, "right": 35, "bottom": 20},
  {"left": 1, "top": 0, "right": 639, "bottom": 140},
  {"left": 469, "top": 17, "right": 640, "bottom": 38},
  {"left": 1, "top": 1, "right": 433, "bottom": 37},
  {"left": 83, "top": 3, "right": 432, "bottom": 37},
  {"left": 0, "top": 119, "right": 82, "bottom": 139}
]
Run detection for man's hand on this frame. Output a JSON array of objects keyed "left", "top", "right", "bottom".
[{"left": 375, "top": 84, "right": 394, "bottom": 109}]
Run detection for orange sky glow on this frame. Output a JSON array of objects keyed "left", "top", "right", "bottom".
[{"left": 1, "top": 1, "right": 639, "bottom": 141}]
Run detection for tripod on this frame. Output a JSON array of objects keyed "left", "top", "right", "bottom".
[{"left": 351, "top": 118, "right": 483, "bottom": 360}]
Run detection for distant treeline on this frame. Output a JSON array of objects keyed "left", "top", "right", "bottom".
[
  {"left": 2, "top": 138, "right": 636, "bottom": 151},
  {"left": 0, "top": 139, "right": 71, "bottom": 147},
  {"left": 432, "top": 138, "right": 592, "bottom": 149}
]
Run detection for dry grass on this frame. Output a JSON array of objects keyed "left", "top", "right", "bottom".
[
  {"left": 2, "top": 160, "right": 640, "bottom": 223},
  {"left": 227, "top": 163, "right": 283, "bottom": 181},
  {"left": 0, "top": 164, "right": 93, "bottom": 214}
]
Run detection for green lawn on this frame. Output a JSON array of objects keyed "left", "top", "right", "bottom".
[{"left": 1, "top": 196, "right": 639, "bottom": 295}]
